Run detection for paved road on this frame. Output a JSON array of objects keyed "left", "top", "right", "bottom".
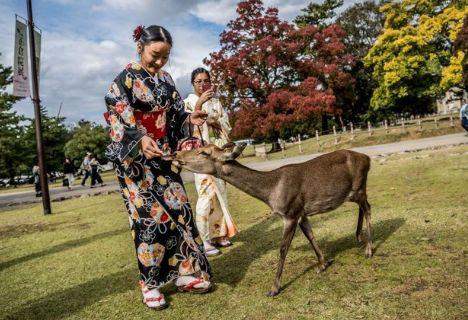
[{"left": 1, "top": 132, "right": 466, "bottom": 208}]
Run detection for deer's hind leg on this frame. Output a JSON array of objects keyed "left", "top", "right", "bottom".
[
  {"left": 362, "top": 199, "right": 373, "bottom": 258},
  {"left": 299, "top": 216, "right": 333, "bottom": 273},
  {"left": 349, "top": 190, "right": 373, "bottom": 257},
  {"left": 267, "top": 216, "right": 298, "bottom": 297},
  {"left": 356, "top": 205, "right": 364, "bottom": 243},
  {"left": 354, "top": 195, "right": 373, "bottom": 257}
]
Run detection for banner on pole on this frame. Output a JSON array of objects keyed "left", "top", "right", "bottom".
[{"left": 13, "top": 19, "right": 30, "bottom": 97}]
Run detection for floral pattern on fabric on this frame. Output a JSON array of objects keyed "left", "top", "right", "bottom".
[
  {"left": 104, "top": 62, "right": 211, "bottom": 289},
  {"left": 137, "top": 242, "right": 165, "bottom": 267},
  {"left": 164, "top": 182, "right": 188, "bottom": 210},
  {"left": 184, "top": 94, "right": 237, "bottom": 242}
]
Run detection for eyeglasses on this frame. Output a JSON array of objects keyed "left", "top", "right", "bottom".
[{"left": 194, "top": 79, "right": 211, "bottom": 85}]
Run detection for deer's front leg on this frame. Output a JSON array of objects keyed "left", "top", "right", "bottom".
[{"left": 267, "top": 217, "right": 298, "bottom": 297}]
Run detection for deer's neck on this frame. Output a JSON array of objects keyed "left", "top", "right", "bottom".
[{"left": 215, "top": 161, "right": 277, "bottom": 205}]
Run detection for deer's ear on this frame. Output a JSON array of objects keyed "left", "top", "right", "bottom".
[
  {"left": 218, "top": 143, "right": 247, "bottom": 161},
  {"left": 220, "top": 142, "right": 236, "bottom": 150}
]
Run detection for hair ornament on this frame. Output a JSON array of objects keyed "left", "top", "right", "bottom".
[{"left": 133, "top": 25, "right": 145, "bottom": 42}]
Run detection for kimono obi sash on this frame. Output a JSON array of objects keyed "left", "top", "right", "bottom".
[{"left": 134, "top": 109, "right": 167, "bottom": 140}]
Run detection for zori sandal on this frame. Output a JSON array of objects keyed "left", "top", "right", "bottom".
[
  {"left": 177, "top": 278, "right": 212, "bottom": 294},
  {"left": 141, "top": 287, "right": 168, "bottom": 310}
]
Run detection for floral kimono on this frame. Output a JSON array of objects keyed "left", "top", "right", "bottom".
[
  {"left": 105, "top": 62, "right": 211, "bottom": 290},
  {"left": 183, "top": 94, "right": 237, "bottom": 243}
]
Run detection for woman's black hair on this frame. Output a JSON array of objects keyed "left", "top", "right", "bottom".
[
  {"left": 133, "top": 25, "right": 172, "bottom": 46},
  {"left": 191, "top": 67, "right": 211, "bottom": 84}
]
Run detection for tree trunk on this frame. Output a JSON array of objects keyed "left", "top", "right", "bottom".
[{"left": 321, "top": 114, "right": 329, "bottom": 133}]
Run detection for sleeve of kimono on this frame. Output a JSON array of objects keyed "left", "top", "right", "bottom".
[
  {"left": 183, "top": 97, "right": 195, "bottom": 113},
  {"left": 216, "top": 100, "right": 232, "bottom": 134},
  {"left": 104, "top": 70, "right": 144, "bottom": 163}
]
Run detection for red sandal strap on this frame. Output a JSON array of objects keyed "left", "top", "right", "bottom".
[
  {"left": 143, "top": 295, "right": 164, "bottom": 303},
  {"left": 183, "top": 278, "right": 205, "bottom": 290}
]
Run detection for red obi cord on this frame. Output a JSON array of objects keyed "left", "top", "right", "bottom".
[{"left": 134, "top": 109, "right": 167, "bottom": 140}]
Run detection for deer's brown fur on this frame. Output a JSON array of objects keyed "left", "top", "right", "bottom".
[{"left": 170, "top": 143, "right": 372, "bottom": 296}]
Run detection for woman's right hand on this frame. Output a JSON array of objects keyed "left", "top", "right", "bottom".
[
  {"left": 140, "top": 135, "right": 163, "bottom": 159},
  {"left": 195, "top": 89, "right": 214, "bottom": 110}
]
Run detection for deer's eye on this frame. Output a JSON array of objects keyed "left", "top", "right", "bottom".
[{"left": 197, "top": 150, "right": 210, "bottom": 157}]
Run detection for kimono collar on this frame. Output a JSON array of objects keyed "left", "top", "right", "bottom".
[{"left": 131, "top": 61, "right": 167, "bottom": 83}]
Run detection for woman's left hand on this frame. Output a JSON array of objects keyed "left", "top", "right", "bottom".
[{"left": 189, "top": 110, "right": 208, "bottom": 126}]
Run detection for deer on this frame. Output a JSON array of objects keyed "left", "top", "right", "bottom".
[{"left": 167, "top": 142, "right": 372, "bottom": 296}]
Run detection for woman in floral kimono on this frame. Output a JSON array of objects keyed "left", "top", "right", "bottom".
[
  {"left": 184, "top": 68, "right": 238, "bottom": 256},
  {"left": 105, "top": 25, "right": 212, "bottom": 310}
]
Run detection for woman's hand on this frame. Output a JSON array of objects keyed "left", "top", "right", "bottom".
[
  {"left": 189, "top": 110, "right": 208, "bottom": 126},
  {"left": 140, "top": 135, "right": 163, "bottom": 159},
  {"left": 195, "top": 89, "right": 214, "bottom": 110}
]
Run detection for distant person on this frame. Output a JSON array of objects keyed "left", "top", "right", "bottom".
[
  {"left": 32, "top": 164, "right": 41, "bottom": 197},
  {"left": 184, "top": 67, "right": 237, "bottom": 256},
  {"left": 63, "top": 158, "right": 76, "bottom": 190},
  {"left": 80, "top": 152, "right": 92, "bottom": 186},
  {"left": 89, "top": 155, "right": 105, "bottom": 188},
  {"left": 460, "top": 99, "right": 468, "bottom": 133}
]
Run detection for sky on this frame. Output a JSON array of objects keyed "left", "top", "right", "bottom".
[{"left": 0, "top": 0, "right": 359, "bottom": 125}]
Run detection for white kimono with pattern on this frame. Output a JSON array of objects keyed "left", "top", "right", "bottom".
[{"left": 184, "top": 94, "right": 237, "bottom": 242}]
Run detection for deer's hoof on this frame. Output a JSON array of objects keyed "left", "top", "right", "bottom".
[
  {"left": 356, "top": 234, "right": 363, "bottom": 243},
  {"left": 365, "top": 245, "right": 373, "bottom": 258},
  {"left": 316, "top": 259, "right": 333, "bottom": 274},
  {"left": 266, "top": 290, "right": 279, "bottom": 297}
]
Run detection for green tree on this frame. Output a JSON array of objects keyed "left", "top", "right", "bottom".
[
  {"left": 337, "top": 1, "right": 384, "bottom": 59},
  {"left": 336, "top": 1, "right": 385, "bottom": 122},
  {"left": 365, "top": 0, "right": 466, "bottom": 116},
  {"left": 22, "top": 106, "right": 70, "bottom": 174},
  {"left": 294, "top": 0, "right": 343, "bottom": 28},
  {"left": 452, "top": 15, "right": 467, "bottom": 89},
  {"left": 0, "top": 55, "right": 26, "bottom": 182},
  {"left": 64, "top": 120, "right": 109, "bottom": 167}
]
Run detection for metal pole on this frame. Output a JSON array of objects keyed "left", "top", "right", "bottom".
[{"left": 27, "top": 0, "right": 51, "bottom": 214}]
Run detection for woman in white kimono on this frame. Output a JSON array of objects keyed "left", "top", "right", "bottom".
[{"left": 184, "top": 68, "right": 238, "bottom": 256}]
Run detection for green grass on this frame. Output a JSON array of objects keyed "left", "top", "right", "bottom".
[
  {"left": 0, "top": 145, "right": 467, "bottom": 320},
  {"left": 239, "top": 120, "right": 463, "bottom": 163}
]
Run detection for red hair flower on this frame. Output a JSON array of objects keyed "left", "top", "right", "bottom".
[{"left": 133, "top": 25, "right": 144, "bottom": 42}]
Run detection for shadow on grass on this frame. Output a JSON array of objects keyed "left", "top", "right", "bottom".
[
  {"left": 0, "top": 228, "right": 127, "bottom": 272},
  {"left": 4, "top": 269, "right": 136, "bottom": 320},
  {"left": 281, "top": 218, "right": 406, "bottom": 292},
  {"left": 211, "top": 216, "right": 282, "bottom": 286}
]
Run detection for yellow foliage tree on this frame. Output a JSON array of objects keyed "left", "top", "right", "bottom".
[{"left": 365, "top": 0, "right": 466, "bottom": 115}]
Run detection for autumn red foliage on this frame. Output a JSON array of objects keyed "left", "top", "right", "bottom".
[{"left": 204, "top": 0, "right": 354, "bottom": 140}]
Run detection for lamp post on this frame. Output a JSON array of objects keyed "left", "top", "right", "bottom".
[{"left": 27, "top": 0, "right": 51, "bottom": 214}]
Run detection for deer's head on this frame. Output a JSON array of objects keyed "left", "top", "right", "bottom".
[{"left": 166, "top": 142, "right": 247, "bottom": 175}]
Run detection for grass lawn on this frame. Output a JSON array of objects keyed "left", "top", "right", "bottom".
[{"left": 0, "top": 145, "right": 466, "bottom": 320}]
